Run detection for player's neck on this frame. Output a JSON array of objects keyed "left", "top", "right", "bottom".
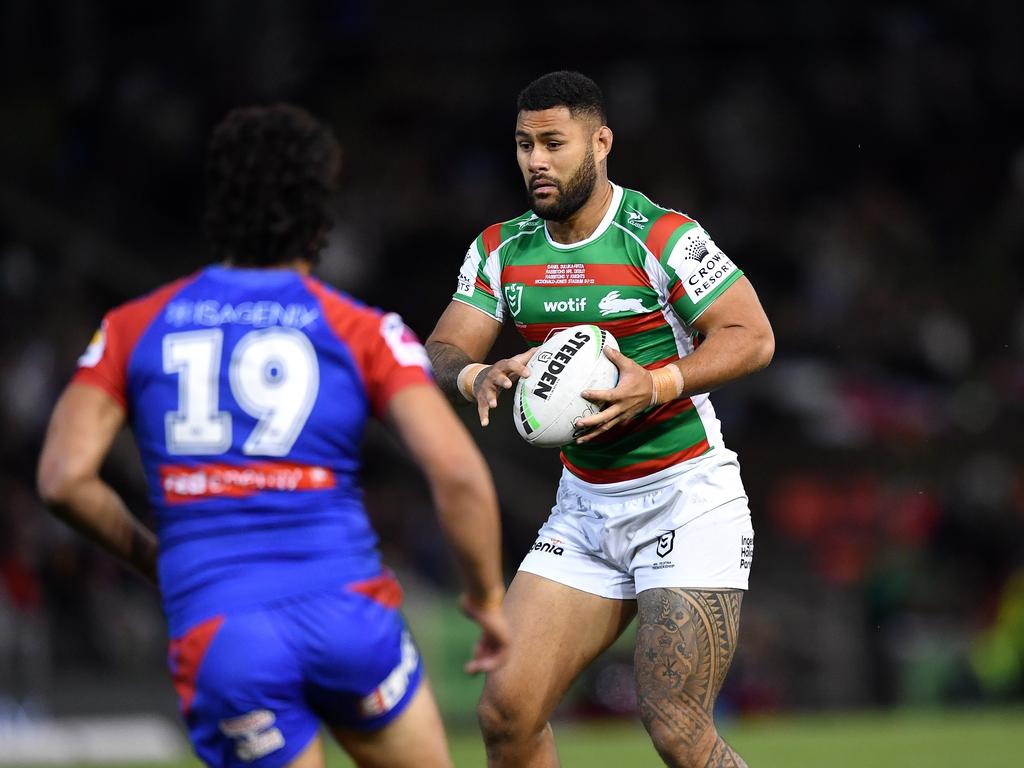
[
  {"left": 545, "top": 180, "right": 613, "bottom": 245},
  {"left": 222, "top": 258, "right": 313, "bottom": 275}
]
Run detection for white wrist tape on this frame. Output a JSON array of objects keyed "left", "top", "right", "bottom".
[
  {"left": 457, "top": 363, "right": 488, "bottom": 402},
  {"left": 649, "top": 365, "right": 685, "bottom": 407}
]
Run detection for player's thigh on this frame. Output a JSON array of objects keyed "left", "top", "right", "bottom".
[
  {"left": 284, "top": 736, "right": 324, "bottom": 768},
  {"left": 634, "top": 587, "right": 743, "bottom": 724},
  {"left": 482, "top": 570, "right": 636, "bottom": 727},
  {"left": 329, "top": 680, "right": 451, "bottom": 768}
]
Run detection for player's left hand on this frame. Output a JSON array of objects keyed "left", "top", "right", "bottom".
[
  {"left": 575, "top": 347, "right": 653, "bottom": 444},
  {"left": 459, "top": 593, "right": 511, "bottom": 675}
]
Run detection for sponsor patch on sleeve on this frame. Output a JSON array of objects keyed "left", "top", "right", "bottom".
[
  {"left": 77, "top": 321, "right": 108, "bottom": 368},
  {"left": 380, "top": 313, "right": 431, "bottom": 371},
  {"left": 456, "top": 243, "right": 479, "bottom": 297},
  {"left": 667, "top": 227, "right": 738, "bottom": 304}
]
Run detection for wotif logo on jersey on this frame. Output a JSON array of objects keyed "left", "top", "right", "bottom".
[{"left": 542, "top": 296, "right": 587, "bottom": 313}]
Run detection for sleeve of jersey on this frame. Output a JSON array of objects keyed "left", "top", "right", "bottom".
[
  {"left": 356, "top": 311, "right": 434, "bottom": 419},
  {"left": 662, "top": 224, "right": 744, "bottom": 325},
  {"left": 71, "top": 311, "right": 131, "bottom": 407},
  {"left": 451, "top": 234, "right": 503, "bottom": 321}
]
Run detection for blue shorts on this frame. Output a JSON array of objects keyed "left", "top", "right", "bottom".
[{"left": 167, "top": 575, "right": 423, "bottom": 768}]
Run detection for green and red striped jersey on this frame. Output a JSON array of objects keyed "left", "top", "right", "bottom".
[{"left": 452, "top": 183, "right": 743, "bottom": 485}]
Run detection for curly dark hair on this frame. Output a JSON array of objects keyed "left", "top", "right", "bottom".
[
  {"left": 204, "top": 103, "right": 341, "bottom": 266},
  {"left": 516, "top": 71, "right": 606, "bottom": 124}
]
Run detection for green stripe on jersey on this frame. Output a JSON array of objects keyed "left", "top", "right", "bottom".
[{"left": 563, "top": 407, "right": 708, "bottom": 471}]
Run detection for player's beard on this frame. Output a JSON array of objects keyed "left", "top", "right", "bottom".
[{"left": 528, "top": 146, "right": 598, "bottom": 222}]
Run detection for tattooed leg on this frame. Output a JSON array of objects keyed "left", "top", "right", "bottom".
[{"left": 635, "top": 588, "right": 747, "bottom": 768}]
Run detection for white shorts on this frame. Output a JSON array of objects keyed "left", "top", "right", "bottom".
[{"left": 518, "top": 450, "right": 754, "bottom": 599}]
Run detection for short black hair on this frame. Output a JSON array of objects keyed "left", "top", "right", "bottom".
[
  {"left": 204, "top": 103, "right": 341, "bottom": 266},
  {"left": 516, "top": 71, "right": 606, "bottom": 124}
]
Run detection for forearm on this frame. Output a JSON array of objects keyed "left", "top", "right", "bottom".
[
  {"left": 426, "top": 340, "right": 475, "bottom": 403},
  {"left": 430, "top": 469, "right": 504, "bottom": 606},
  {"left": 673, "top": 325, "right": 774, "bottom": 397},
  {"left": 44, "top": 478, "right": 158, "bottom": 584}
]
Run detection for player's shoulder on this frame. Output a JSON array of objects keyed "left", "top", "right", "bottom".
[
  {"left": 615, "top": 187, "right": 702, "bottom": 258},
  {"left": 105, "top": 272, "right": 199, "bottom": 329},
  {"left": 474, "top": 209, "right": 545, "bottom": 255},
  {"left": 301, "top": 275, "right": 382, "bottom": 327}
]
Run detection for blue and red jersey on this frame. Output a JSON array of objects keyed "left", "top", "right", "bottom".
[{"left": 74, "top": 266, "right": 432, "bottom": 636}]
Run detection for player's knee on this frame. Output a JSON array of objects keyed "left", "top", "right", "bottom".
[{"left": 476, "top": 684, "right": 544, "bottom": 746}]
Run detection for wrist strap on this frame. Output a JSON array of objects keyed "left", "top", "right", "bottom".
[
  {"left": 457, "top": 363, "right": 488, "bottom": 402},
  {"left": 649, "top": 365, "right": 685, "bottom": 406}
]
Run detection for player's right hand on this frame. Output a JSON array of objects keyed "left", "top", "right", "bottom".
[
  {"left": 472, "top": 349, "right": 535, "bottom": 427},
  {"left": 459, "top": 593, "right": 511, "bottom": 674}
]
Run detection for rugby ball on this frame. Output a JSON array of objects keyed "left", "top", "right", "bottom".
[{"left": 514, "top": 325, "right": 619, "bottom": 448}]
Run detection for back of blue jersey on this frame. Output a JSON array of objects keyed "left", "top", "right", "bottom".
[{"left": 74, "top": 266, "right": 433, "bottom": 635}]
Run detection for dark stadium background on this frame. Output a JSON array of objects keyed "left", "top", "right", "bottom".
[{"left": 1, "top": 1, "right": 1022, "bottom": 764}]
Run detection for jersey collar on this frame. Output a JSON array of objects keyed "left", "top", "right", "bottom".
[{"left": 543, "top": 182, "right": 623, "bottom": 251}]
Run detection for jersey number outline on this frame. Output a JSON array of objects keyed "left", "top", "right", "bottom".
[{"left": 163, "top": 328, "right": 319, "bottom": 456}]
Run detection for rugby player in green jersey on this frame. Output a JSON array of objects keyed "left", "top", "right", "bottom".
[{"left": 426, "top": 71, "right": 773, "bottom": 768}]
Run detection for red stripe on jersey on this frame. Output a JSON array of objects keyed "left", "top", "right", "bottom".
[
  {"left": 517, "top": 311, "right": 666, "bottom": 344},
  {"left": 72, "top": 274, "right": 198, "bottom": 408},
  {"left": 668, "top": 279, "right": 686, "bottom": 304},
  {"left": 501, "top": 263, "right": 650, "bottom": 288},
  {"left": 585, "top": 397, "right": 695, "bottom": 446},
  {"left": 347, "top": 573, "right": 404, "bottom": 609},
  {"left": 482, "top": 223, "right": 504, "bottom": 255},
  {"left": 645, "top": 212, "right": 693, "bottom": 259},
  {"left": 160, "top": 461, "right": 337, "bottom": 503},
  {"left": 645, "top": 356, "right": 681, "bottom": 370},
  {"left": 474, "top": 275, "right": 495, "bottom": 296},
  {"left": 561, "top": 438, "right": 711, "bottom": 484},
  {"left": 168, "top": 615, "right": 224, "bottom": 716}
]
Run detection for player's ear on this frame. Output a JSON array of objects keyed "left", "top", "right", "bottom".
[{"left": 594, "top": 125, "right": 613, "bottom": 163}]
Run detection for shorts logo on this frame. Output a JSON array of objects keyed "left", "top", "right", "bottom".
[
  {"left": 359, "top": 631, "right": 419, "bottom": 718},
  {"left": 219, "top": 710, "right": 285, "bottom": 762},
  {"left": 530, "top": 538, "right": 564, "bottom": 556},
  {"left": 656, "top": 530, "right": 676, "bottom": 558},
  {"left": 740, "top": 535, "right": 753, "bottom": 569}
]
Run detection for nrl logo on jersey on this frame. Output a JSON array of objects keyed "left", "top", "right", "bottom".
[
  {"left": 625, "top": 208, "right": 649, "bottom": 229},
  {"left": 504, "top": 283, "right": 525, "bottom": 317}
]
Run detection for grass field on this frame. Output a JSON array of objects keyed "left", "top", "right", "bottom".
[{"left": 67, "top": 708, "right": 1024, "bottom": 767}]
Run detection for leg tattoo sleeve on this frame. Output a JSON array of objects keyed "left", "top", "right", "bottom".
[{"left": 635, "top": 589, "right": 747, "bottom": 768}]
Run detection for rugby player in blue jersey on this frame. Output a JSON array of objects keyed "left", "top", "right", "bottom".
[{"left": 37, "top": 104, "right": 509, "bottom": 768}]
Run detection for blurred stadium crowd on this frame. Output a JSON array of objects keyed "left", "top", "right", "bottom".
[{"left": 0, "top": 0, "right": 1022, "bottom": 722}]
